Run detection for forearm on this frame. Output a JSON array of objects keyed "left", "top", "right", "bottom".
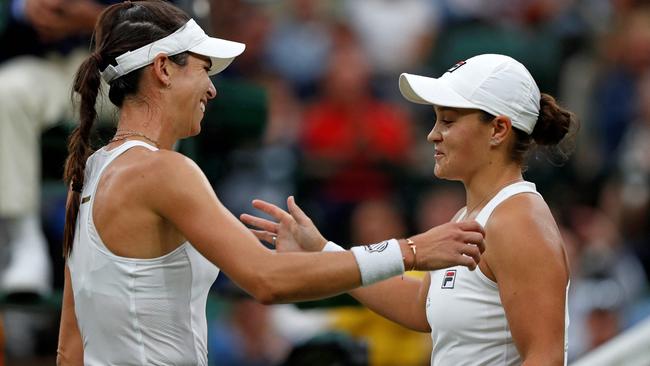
[
  {"left": 349, "top": 276, "right": 430, "bottom": 332},
  {"left": 320, "top": 240, "right": 428, "bottom": 331},
  {"left": 241, "top": 250, "right": 362, "bottom": 304}
]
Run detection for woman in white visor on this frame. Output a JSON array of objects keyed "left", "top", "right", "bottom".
[
  {"left": 55, "top": 1, "right": 488, "bottom": 365},
  {"left": 244, "top": 54, "right": 576, "bottom": 365}
]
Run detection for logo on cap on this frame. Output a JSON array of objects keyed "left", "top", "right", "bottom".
[
  {"left": 441, "top": 270, "right": 457, "bottom": 289},
  {"left": 447, "top": 60, "right": 466, "bottom": 73}
]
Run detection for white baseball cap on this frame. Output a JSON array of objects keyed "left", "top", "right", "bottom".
[
  {"left": 101, "top": 19, "right": 245, "bottom": 83},
  {"left": 399, "top": 54, "right": 541, "bottom": 134}
]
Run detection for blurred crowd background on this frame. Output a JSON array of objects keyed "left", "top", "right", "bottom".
[{"left": 1, "top": 0, "right": 650, "bottom": 365}]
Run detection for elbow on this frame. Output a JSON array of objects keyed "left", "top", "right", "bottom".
[
  {"left": 252, "top": 286, "right": 279, "bottom": 305},
  {"left": 248, "top": 273, "right": 286, "bottom": 305}
]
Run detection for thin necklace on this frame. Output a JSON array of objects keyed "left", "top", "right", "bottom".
[
  {"left": 464, "top": 178, "right": 523, "bottom": 218},
  {"left": 109, "top": 129, "right": 159, "bottom": 148}
]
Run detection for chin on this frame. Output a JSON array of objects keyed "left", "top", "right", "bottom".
[
  {"left": 433, "top": 165, "right": 445, "bottom": 179},
  {"left": 189, "top": 119, "right": 202, "bottom": 136},
  {"left": 433, "top": 165, "right": 457, "bottom": 181}
]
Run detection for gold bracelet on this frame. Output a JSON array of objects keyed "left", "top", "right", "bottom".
[{"left": 406, "top": 238, "right": 417, "bottom": 271}]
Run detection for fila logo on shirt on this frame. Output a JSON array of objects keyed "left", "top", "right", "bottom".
[{"left": 441, "top": 270, "right": 457, "bottom": 289}]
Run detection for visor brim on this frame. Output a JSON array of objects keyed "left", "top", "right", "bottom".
[{"left": 190, "top": 36, "right": 246, "bottom": 75}]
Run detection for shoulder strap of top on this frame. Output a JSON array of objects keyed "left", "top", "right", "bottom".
[
  {"left": 474, "top": 181, "right": 541, "bottom": 227},
  {"left": 99, "top": 140, "right": 158, "bottom": 171}
]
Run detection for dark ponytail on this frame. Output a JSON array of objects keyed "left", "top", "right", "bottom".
[
  {"left": 531, "top": 93, "right": 575, "bottom": 146},
  {"left": 62, "top": 0, "right": 192, "bottom": 257},
  {"left": 503, "top": 93, "right": 578, "bottom": 166},
  {"left": 62, "top": 53, "right": 102, "bottom": 257}
]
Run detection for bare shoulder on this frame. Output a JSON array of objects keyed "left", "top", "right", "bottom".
[
  {"left": 115, "top": 148, "right": 206, "bottom": 187},
  {"left": 485, "top": 193, "right": 568, "bottom": 277},
  {"left": 133, "top": 148, "right": 200, "bottom": 176},
  {"left": 104, "top": 147, "right": 212, "bottom": 207}
]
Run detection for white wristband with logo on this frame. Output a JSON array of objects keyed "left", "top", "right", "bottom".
[{"left": 350, "top": 239, "right": 404, "bottom": 286}]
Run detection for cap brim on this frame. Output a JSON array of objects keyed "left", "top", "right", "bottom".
[
  {"left": 190, "top": 36, "right": 246, "bottom": 75},
  {"left": 399, "top": 73, "right": 479, "bottom": 109}
]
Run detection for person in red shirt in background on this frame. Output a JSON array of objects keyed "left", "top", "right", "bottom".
[{"left": 299, "top": 26, "right": 414, "bottom": 243}]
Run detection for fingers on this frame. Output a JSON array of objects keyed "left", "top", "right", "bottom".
[
  {"left": 457, "top": 220, "right": 486, "bottom": 237},
  {"left": 460, "top": 232, "right": 486, "bottom": 253},
  {"left": 240, "top": 213, "right": 279, "bottom": 234},
  {"left": 249, "top": 229, "right": 276, "bottom": 246},
  {"left": 475, "top": 239, "right": 486, "bottom": 254},
  {"left": 251, "top": 199, "right": 292, "bottom": 222},
  {"left": 459, "top": 254, "right": 478, "bottom": 271},
  {"left": 459, "top": 244, "right": 481, "bottom": 269},
  {"left": 287, "top": 196, "right": 311, "bottom": 225}
]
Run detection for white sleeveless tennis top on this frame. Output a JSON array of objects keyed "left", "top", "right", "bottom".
[
  {"left": 425, "top": 181, "right": 569, "bottom": 365},
  {"left": 67, "top": 141, "right": 220, "bottom": 366}
]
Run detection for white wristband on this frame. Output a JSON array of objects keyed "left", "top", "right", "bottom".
[
  {"left": 350, "top": 239, "right": 405, "bottom": 286},
  {"left": 323, "top": 241, "right": 345, "bottom": 252}
]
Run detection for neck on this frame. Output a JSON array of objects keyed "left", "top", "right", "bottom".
[
  {"left": 463, "top": 163, "right": 523, "bottom": 215},
  {"left": 116, "top": 99, "right": 177, "bottom": 149}
]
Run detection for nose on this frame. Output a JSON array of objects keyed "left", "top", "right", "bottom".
[
  {"left": 207, "top": 80, "right": 216, "bottom": 100},
  {"left": 427, "top": 124, "right": 442, "bottom": 143}
]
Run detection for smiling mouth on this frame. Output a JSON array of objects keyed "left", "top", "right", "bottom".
[{"left": 200, "top": 100, "right": 206, "bottom": 113}]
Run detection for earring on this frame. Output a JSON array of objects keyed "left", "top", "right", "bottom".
[{"left": 490, "top": 139, "right": 498, "bottom": 146}]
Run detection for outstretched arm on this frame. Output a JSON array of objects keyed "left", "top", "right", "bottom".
[
  {"left": 346, "top": 273, "right": 432, "bottom": 332},
  {"left": 241, "top": 197, "right": 484, "bottom": 331}
]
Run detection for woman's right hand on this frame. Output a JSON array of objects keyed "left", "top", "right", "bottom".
[
  {"left": 240, "top": 196, "right": 327, "bottom": 253},
  {"left": 409, "top": 221, "right": 486, "bottom": 271}
]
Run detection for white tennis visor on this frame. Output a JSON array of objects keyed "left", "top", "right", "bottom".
[{"left": 101, "top": 19, "right": 245, "bottom": 83}]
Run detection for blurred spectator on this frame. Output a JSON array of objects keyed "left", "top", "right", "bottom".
[
  {"left": 299, "top": 35, "right": 415, "bottom": 243},
  {"left": 0, "top": 0, "right": 120, "bottom": 299},
  {"left": 428, "top": 0, "right": 575, "bottom": 94},
  {"left": 591, "top": 5, "right": 650, "bottom": 167},
  {"left": 265, "top": 0, "right": 333, "bottom": 99},
  {"left": 617, "top": 70, "right": 650, "bottom": 276},
  {"left": 210, "top": 0, "right": 272, "bottom": 80},
  {"left": 566, "top": 204, "right": 648, "bottom": 360},
  {"left": 209, "top": 299, "right": 291, "bottom": 366},
  {"left": 343, "top": 0, "right": 439, "bottom": 99}
]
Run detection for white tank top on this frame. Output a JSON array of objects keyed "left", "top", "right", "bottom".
[
  {"left": 425, "top": 181, "right": 569, "bottom": 366},
  {"left": 67, "top": 141, "right": 220, "bottom": 366}
]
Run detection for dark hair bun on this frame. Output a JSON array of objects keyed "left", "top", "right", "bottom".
[{"left": 531, "top": 93, "right": 574, "bottom": 146}]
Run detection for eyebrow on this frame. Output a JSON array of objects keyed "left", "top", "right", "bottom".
[
  {"left": 191, "top": 53, "right": 212, "bottom": 69},
  {"left": 435, "top": 107, "right": 457, "bottom": 114}
]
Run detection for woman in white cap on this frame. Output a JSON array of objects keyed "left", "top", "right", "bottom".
[
  {"left": 55, "top": 1, "right": 487, "bottom": 365},
  {"left": 244, "top": 54, "right": 575, "bottom": 365}
]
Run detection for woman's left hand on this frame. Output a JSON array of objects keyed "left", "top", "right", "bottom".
[{"left": 240, "top": 196, "right": 327, "bottom": 253}]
